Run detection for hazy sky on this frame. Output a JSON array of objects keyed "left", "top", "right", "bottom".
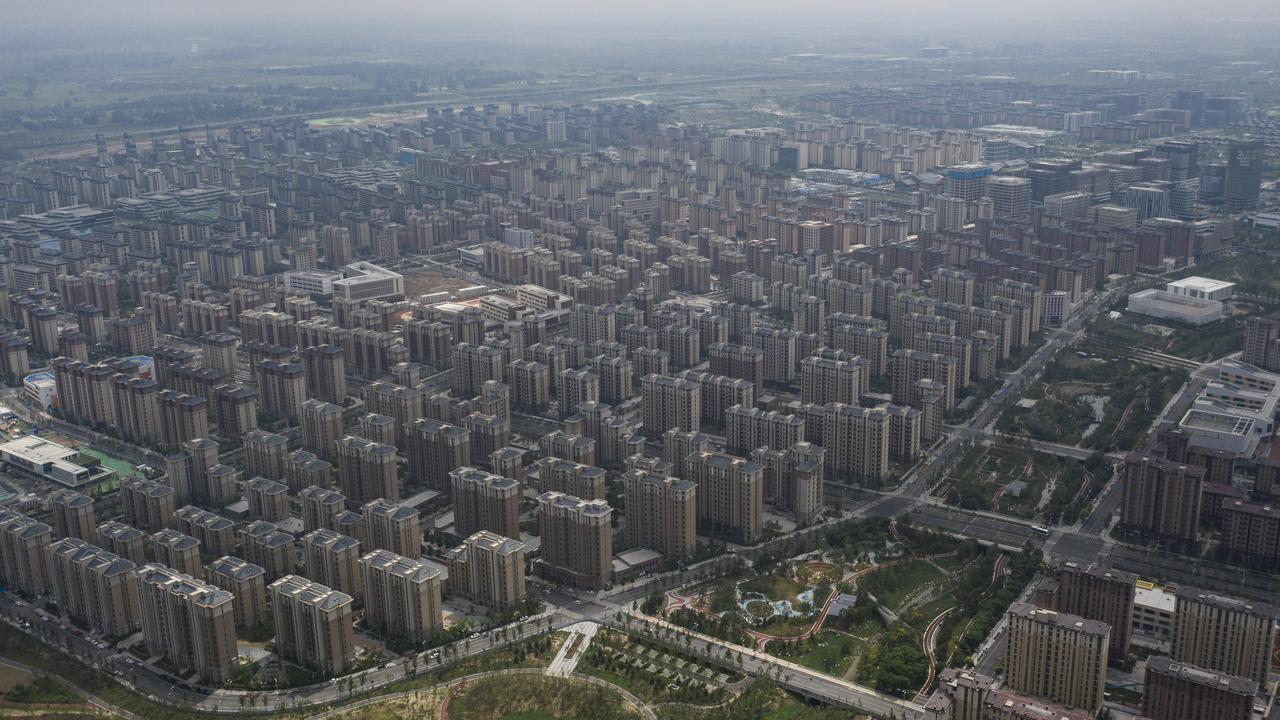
[{"left": 7, "top": 0, "right": 1280, "bottom": 39}]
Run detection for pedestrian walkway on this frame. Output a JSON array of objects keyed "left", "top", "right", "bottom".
[{"left": 545, "top": 621, "right": 599, "bottom": 677}]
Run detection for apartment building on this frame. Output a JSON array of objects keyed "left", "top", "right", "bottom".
[
  {"left": 135, "top": 563, "right": 237, "bottom": 684},
  {"left": 360, "top": 548, "right": 443, "bottom": 645},
  {"left": 207, "top": 555, "right": 268, "bottom": 629},
  {"left": 47, "top": 537, "right": 138, "bottom": 637},
  {"left": 450, "top": 466, "right": 521, "bottom": 540},
  {"left": 444, "top": 530, "right": 527, "bottom": 612},
  {"left": 1170, "top": 586, "right": 1278, "bottom": 684},
  {"left": 684, "top": 451, "right": 763, "bottom": 544},
  {"left": 1004, "top": 602, "right": 1110, "bottom": 713},
  {"left": 269, "top": 575, "right": 356, "bottom": 677},
  {"left": 622, "top": 468, "right": 697, "bottom": 561},
  {"left": 361, "top": 498, "right": 422, "bottom": 559},
  {"left": 535, "top": 491, "right": 612, "bottom": 591}
]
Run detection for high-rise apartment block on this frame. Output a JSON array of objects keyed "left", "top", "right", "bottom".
[
  {"left": 622, "top": 468, "right": 697, "bottom": 561},
  {"left": 336, "top": 435, "right": 399, "bottom": 507},
  {"left": 445, "top": 530, "right": 526, "bottom": 612},
  {"left": 207, "top": 555, "right": 268, "bottom": 629},
  {"left": 300, "top": 399, "right": 345, "bottom": 460},
  {"left": 1170, "top": 586, "right": 1277, "bottom": 684},
  {"left": 640, "top": 374, "right": 700, "bottom": 438},
  {"left": 1035, "top": 561, "right": 1135, "bottom": 661},
  {"left": 361, "top": 498, "right": 422, "bottom": 559},
  {"left": 135, "top": 563, "right": 238, "bottom": 684},
  {"left": 1004, "top": 602, "right": 1109, "bottom": 714},
  {"left": 1120, "top": 454, "right": 1204, "bottom": 547},
  {"left": 407, "top": 419, "right": 471, "bottom": 493},
  {"left": 1142, "top": 655, "right": 1256, "bottom": 720},
  {"left": 359, "top": 548, "right": 442, "bottom": 645},
  {"left": 47, "top": 538, "right": 139, "bottom": 637},
  {"left": 151, "top": 528, "right": 204, "bottom": 579},
  {"left": 0, "top": 511, "right": 50, "bottom": 599},
  {"left": 535, "top": 491, "right": 612, "bottom": 591},
  {"left": 301, "top": 529, "right": 362, "bottom": 601},
  {"left": 684, "top": 451, "right": 762, "bottom": 544},
  {"left": 49, "top": 489, "right": 95, "bottom": 540},
  {"left": 450, "top": 466, "right": 521, "bottom": 540},
  {"left": 269, "top": 575, "right": 356, "bottom": 677}
]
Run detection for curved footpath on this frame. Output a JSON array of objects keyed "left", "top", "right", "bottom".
[{"left": 308, "top": 668, "right": 657, "bottom": 720}]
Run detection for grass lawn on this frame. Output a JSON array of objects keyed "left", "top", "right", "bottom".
[
  {"left": 739, "top": 574, "right": 806, "bottom": 605},
  {"left": 858, "top": 559, "right": 943, "bottom": 611},
  {"left": 766, "top": 631, "right": 860, "bottom": 677},
  {"left": 755, "top": 616, "right": 814, "bottom": 638},
  {"left": 446, "top": 675, "right": 639, "bottom": 720},
  {"left": 656, "top": 682, "right": 858, "bottom": 720}
]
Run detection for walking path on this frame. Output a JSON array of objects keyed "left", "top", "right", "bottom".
[{"left": 545, "top": 621, "right": 599, "bottom": 677}]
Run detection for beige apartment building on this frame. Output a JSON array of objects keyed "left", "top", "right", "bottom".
[
  {"left": 135, "top": 563, "right": 237, "bottom": 684},
  {"left": 207, "top": 555, "right": 268, "bottom": 629},
  {"left": 301, "top": 529, "right": 362, "bottom": 601},
  {"left": 47, "top": 537, "right": 139, "bottom": 637},
  {"left": 1004, "top": 602, "right": 1110, "bottom": 713},
  {"left": 622, "top": 468, "right": 697, "bottom": 562},
  {"left": 1171, "top": 586, "right": 1278, "bottom": 684},
  {"left": 450, "top": 467, "right": 521, "bottom": 540},
  {"left": 360, "top": 548, "right": 443, "bottom": 645},
  {"left": 445, "top": 530, "right": 526, "bottom": 612},
  {"left": 361, "top": 498, "right": 422, "bottom": 560},
  {"left": 535, "top": 491, "right": 612, "bottom": 591},
  {"left": 269, "top": 574, "right": 356, "bottom": 677}
]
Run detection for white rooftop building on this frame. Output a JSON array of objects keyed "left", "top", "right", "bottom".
[
  {"left": 1166, "top": 276, "right": 1236, "bottom": 302},
  {"left": 1126, "top": 288, "right": 1225, "bottom": 326}
]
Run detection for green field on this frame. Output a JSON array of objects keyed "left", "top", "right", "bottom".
[{"left": 446, "top": 675, "right": 638, "bottom": 720}]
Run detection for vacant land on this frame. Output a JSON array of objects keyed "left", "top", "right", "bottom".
[{"left": 403, "top": 269, "right": 479, "bottom": 298}]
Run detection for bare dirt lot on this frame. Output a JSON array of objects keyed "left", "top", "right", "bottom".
[{"left": 403, "top": 270, "right": 478, "bottom": 297}]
